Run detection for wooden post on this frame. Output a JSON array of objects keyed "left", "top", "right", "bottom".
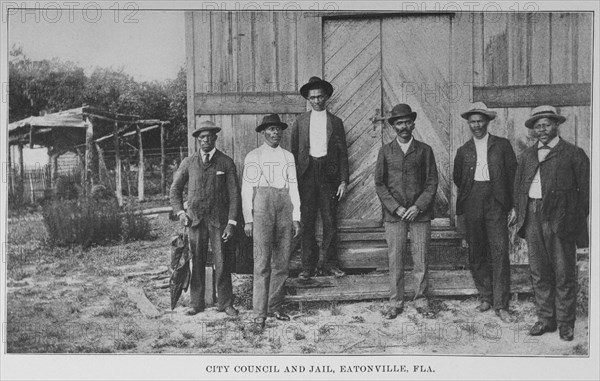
[
  {"left": 84, "top": 117, "right": 94, "bottom": 193},
  {"left": 137, "top": 124, "right": 144, "bottom": 201},
  {"left": 160, "top": 122, "right": 166, "bottom": 196},
  {"left": 96, "top": 143, "right": 113, "bottom": 190},
  {"left": 48, "top": 148, "right": 59, "bottom": 188},
  {"left": 7, "top": 144, "right": 13, "bottom": 196},
  {"left": 179, "top": 146, "right": 184, "bottom": 162},
  {"left": 114, "top": 121, "right": 123, "bottom": 206},
  {"left": 17, "top": 142, "right": 25, "bottom": 199}
]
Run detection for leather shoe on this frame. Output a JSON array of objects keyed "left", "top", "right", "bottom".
[
  {"left": 328, "top": 266, "right": 346, "bottom": 277},
  {"left": 529, "top": 320, "right": 557, "bottom": 336},
  {"left": 298, "top": 270, "right": 312, "bottom": 280},
  {"left": 220, "top": 306, "right": 239, "bottom": 317},
  {"left": 253, "top": 317, "right": 266, "bottom": 331},
  {"left": 476, "top": 301, "right": 492, "bottom": 312},
  {"left": 184, "top": 307, "right": 204, "bottom": 316},
  {"left": 384, "top": 307, "right": 403, "bottom": 320},
  {"left": 559, "top": 325, "right": 574, "bottom": 341},
  {"left": 495, "top": 309, "right": 514, "bottom": 323},
  {"left": 268, "top": 311, "right": 291, "bottom": 321}
]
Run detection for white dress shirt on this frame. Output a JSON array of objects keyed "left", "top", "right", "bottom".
[
  {"left": 528, "top": 136, "right": 560, "bottom": 199},
  {"left": 241, "top": 143, "right": 301, "bottom": 223},
  {"left": 309, "top": 109, "right": 328, "bottom": 157},
  {"left": 473, "top": 133, "right": 490, "bottom": 181},
  {"left": 396, "top": 137, "right": 414, "bottom": 154}
]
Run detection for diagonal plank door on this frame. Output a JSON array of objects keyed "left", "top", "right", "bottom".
[
  {"left": 324, "top": 18, "right": 383, "bottom": 228},
  {"left": 381, "top": 16, "right": 452, "bottom": 219}
]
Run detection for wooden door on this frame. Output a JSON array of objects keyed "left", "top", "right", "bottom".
[{"left": 323, "top": 15, "right": 452, "bottom": 230}]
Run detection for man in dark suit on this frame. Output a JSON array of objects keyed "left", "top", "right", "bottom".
[
  {"left": 375, "top": 103, "right": 438, "bottom": 319},
  {"left": 453, "top": 102, "right": 517, "bottom": 324},
  {"left": 513, "top": 105, "right": 589, "bottom": 341},
  {"left": 290, "top": 76, "right": 349, "bottom": 279},
  {"left": 170, "top": 120, "right": 240, "bottom": 317}
]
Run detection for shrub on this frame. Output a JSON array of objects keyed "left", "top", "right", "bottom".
[{"left": 42, "top": 198, "right": 152, "bottom": 247}]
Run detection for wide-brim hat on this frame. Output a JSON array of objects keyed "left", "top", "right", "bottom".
[
  {"left": 299, "top": 76, "right": 334, "bottom": 99},
  {"left": 461, "top": 102, "right": 497, "bottom": 120},
  {"left": 387, "top": 104, "right": 417, "bottom": 124},
  {"left": 525, "top": 105, "right": 566, "bottom": 129},
  {"left": 256, "top": 114, "right": 288, "bottom": 132},
  {"left": 192, "top": 120, "right": 221, "bottom": 137}
]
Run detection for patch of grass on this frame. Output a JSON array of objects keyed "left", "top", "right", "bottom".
[
  {"left": 571, "top": 343, "right": 588, "bottom": 356},
  {"left": 330, "top": 303, "right": 342, "bottom": 316},
  {"left": 268, "top": 336, "right": 282, "bottom": 350},
  {"left": 71, "top": 343, "right": 114, "bottom": 353},
  {"left": 180, "top": 330, "right": 195, "bottom": 340},
  {"left": 350, "top": 315, "right": 365, "bottom": 323},
  {"left": 114, "top": 338, "right": 137, "bottom": 350},
  {"left": 301, "top": 344, "right": 316, "bottom": 354},
  {"left": 294, "top": 332, "right": 306, "bottom": 340},
  {"left": 193, "top": 338, "right": 210, "bottom": 348}
]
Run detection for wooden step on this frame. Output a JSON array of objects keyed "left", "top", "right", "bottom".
[{"left": 284, "top": 265, "right": 532, "bottom": 302}]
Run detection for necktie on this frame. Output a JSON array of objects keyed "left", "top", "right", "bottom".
[{"left": 204, "top": 154, "right": 209, "bottom": 164}]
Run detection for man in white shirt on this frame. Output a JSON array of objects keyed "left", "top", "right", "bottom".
[
  {"left": 453, "top": 103, "right": 517, "bottom": 324},
  {"left": 242, "top": 114, "right": 301, "bottom": 329},
  {"left": 290, "top": 76, "right": 349, "bottom": 279},
  {"left": 513, "top": 106, "right": 589, "bottom": 341}
]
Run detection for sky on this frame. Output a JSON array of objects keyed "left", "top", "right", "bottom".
[{"left": 8, "top": 9, "right": 186, "bottom": 82}]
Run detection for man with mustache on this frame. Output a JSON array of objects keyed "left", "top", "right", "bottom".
[
  {"left": 375, "top": 104, "right": 438, "bottom": 319},
  {"left": 290, "top": 77, "right": 349, "bottom": 279},
  {"left": 170, "top": 120, "right": 240, "bottom": 317},
  {"left": 242, "top": 114, "right": 302, "bottom": 329},
  {"left": 453, "top": 102, "right": 517, "bottom": 324},
  {"left": 513, "top": 106, "right": 589, "bottom": 341}
]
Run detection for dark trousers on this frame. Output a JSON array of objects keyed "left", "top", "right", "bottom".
[
  {"left": 253, "top": 187, "right": 293, "bottom": 318},
  {"left": 525, "top": 198, "right": 577, "bottom": 326},
  {"left": 188, "top": 220, "right": 234, "bottom": 311},
  {"left": 300, "top": 156, "right": 339, "bottom": 271},
  {"left": 464, "top": 181, "right": 510, "bottom": 310},
  {"left": 384, "top": 220, "right": 430, "bottom": 308}
]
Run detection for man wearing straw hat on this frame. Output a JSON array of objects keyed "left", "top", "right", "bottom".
[
  {"left": 170, "top": 120, "right": 240, "bottom": 317},
  {"left": 291, "top": 76, "right": 349, "bottom": 279},
  {"left": 242, "top": 114, "right": 302, "bottom": 329},
  {"left": 375, "top": 103, "right": 438, "bottom": 319},
  {"left": 453, "top": 102, "right": 517, "bottom": 324},
  {"left": 513, "top": 105, "right": 589, "bottom": 341}
]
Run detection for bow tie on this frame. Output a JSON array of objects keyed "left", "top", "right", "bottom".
[{"left": 538, "top": 145, "right": 551, "bottom": 150}]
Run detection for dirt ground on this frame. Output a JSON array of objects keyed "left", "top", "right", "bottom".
[{"left": 5, "top": 213, "right": 589, "bottom": 355}]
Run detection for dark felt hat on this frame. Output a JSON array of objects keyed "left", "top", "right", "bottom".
[
  {"left": 524, "top": 105, "right": 566, "bottom": 129},
  {"left": 256, "top": 114, "right": 288, "bottom": 132},
  {"left": 192, "top": 120, "right": 221, "bottom": 137},
  {"left": 299, "top": 76, "right": 334, "bottom": 99},
  {"left": 387, "top": 104, "right": 417, "bottom": 124}
]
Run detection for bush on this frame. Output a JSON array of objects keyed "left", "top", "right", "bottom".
[{"left": 42, "top": 198, "right": 152, "bottom": 247}]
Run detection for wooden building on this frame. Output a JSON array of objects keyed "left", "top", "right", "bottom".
[{"left": 185, "top": 11, "right": 592, "bottom": 297}]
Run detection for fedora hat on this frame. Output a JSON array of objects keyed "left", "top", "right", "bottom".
[
  {"left": 299, "top": 76, "right": 334, "bottom": 99},
  {"left": 461, "top": 102, "right": 497, "bottom": 120},
  {"left": 256, "top": 114, "right": 288, "bottom": 132},
  {"left": 525, "top": 105, "right": 566, "bottom": 129},
  {"left": 387, "top": 104, "right": 417, "bottom": 124},
  {"left": 192, "top": 120, "right": 221, "bottom": 137}
]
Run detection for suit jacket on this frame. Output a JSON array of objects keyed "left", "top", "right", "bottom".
[
  {"left": 170, "top": 149, "right": 240, "bottom": 229},
  {"left": 290, "top": 110, "right": 350, "bottom": 185},
  {"left": 453, "top": 134, "right": 517, "bottom": 215},
  {"left": 375, "top": 138, "right": 438, "bottom": 222},
  {"left": 514, "top": 138, "right": 589, "bottom": 242}
]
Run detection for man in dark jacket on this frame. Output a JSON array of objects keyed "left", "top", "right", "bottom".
[
  {"left": 170, "top": 120, "right": 240, "bottom": 317},
  {"left": 290, "top": 76, "right": 349, "bottom": 279},
  {"left": 513, "top": 105, "right": 589, "bottom": 341},
  {"left": 453, "top": 102, "right": 517, "bottom": 323},
  {"left": 375, "top": 103, "right": 438, "bottom": 319}
]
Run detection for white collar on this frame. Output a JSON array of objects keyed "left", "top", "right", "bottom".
[
  {"left": 473, "top": 132, "right": 490, "bottom": 144},
  {"left": 396, "top": 136, "right": 414, "bottom": 147},
  {"left": 261, "top": 142, "right": 283, "bottom": 152},
  {"left": 311, "top": 109, "right": 327, "bottom": 116},
  {"left": 200, "top": 148, "right": 216, "bottom": 159}
]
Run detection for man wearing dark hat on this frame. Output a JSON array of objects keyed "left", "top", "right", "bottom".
[
  {"left": 453, "top": 102, "right": 517, "bottom": 324},
  {"left": 242, "top": 114, "right": 301, "bottom": 329},
  {"left": 513, "top": 105, "right": 589, "bottom": 341},
  {"left": 170, "top": 120, "right": 240, "bottom": 317},
  {"left": 375, "top": 104, "right": 438, "bottom": 319},
  {"left": 291, "top": 76, "right": 349, "bottom": 279}
]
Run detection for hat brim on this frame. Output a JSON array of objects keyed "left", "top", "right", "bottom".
[
  {"left": 388, "top": 112, "right": 417, "bottom": 125},
  {"left": 192, "top": 127, "right": 221, "bottom": 137},
  {"left": 460, "top": 110, "right": 497, "bottom": 120},
  {"left": 256, "top": 122, "right": 288, "bottom": 132},
  {"left": 300, "top": 80, "right": 334, "bottom": 99},
  {"left": 524, "top": 114, "right": 566, "bottom": 129}
]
